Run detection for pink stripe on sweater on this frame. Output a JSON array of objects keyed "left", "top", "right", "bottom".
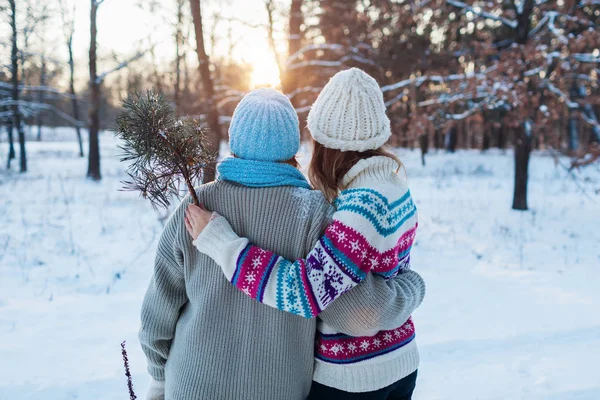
[
  {"left": 324, "top": 221, "right": 418, "bottom": 275},
  {"left": 236, "top": 247, "right": 273, "bottom": 299},
  {"left": 316, "top": 318, "right": 415, "bottom": 363}
]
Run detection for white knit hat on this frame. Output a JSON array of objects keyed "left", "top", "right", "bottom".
[{"left": 307, "top": 68, "right": 391, "bottom": 152}]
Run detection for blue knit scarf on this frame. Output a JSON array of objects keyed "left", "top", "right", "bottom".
[{"left": 217, "top": 157, "right": 311, "bottom": 189}]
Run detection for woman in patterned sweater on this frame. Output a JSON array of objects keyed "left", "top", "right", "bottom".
[{"left": 186, "top": 68, "right": 421, "bottom": 399}]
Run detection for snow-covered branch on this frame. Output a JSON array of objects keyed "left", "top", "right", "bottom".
[
  {"left": 382, "top": 65, "right": 497, "bottom": 94},
  {"left": 572, "top": 53, "right": 600, "bottom": 63},
  {"left": 214, "top": 85, "right": 246, "bottom": 96},
  {"left": 295, "top": 105, "right": 312, "bottom": 113},
  {"left": 443, "top": 97, "right": 505, "bottom": 121},
  {"left": 524, "top": 66, "right": 544, "bottom": 77},
  {"left": 286, "top": 86, "right": 323, "bottom": 100},
  {"left": 417, "top": 91, "right": 489, "bottom": 107},
  {"left": 287, "top": 53, "right": 376, "bottom": 70},
  {"left": 543, "top": 82, "right": 578, "bottom": 109},
  {"left": 528, "top": 12, "right": 550, "bottom": 37},
  {"left": 220, "top": 17, "right": 266, "bottom": 30},
  {"left": 580, "top": 109, "right": 600, "bottom": 138},
  {"left": 0, "top": 82, "right": 82, "bottom": 101},
  {"left": 96, "top": 51, "right": 146, "bottom": 84},
  {"left": 286, "top": 43, "right": 374, "bottom": 69},
  {"left": 18, "top": 50, "right": 63, "bottom": 64},
  {"left": 0, "top": 100, "right": 84, "bottom": 126},
  {"left": 217, "top": 95, "right": 243, "bottom": 110},
  {"left": 286, "top": 44, "right": 346, "bottom": 66},
  {"left": 445, "top": 0, "right": 518, "bottom": 29},
  {"left": 547, "top": 12, "right": 568, "bottom": 44}
]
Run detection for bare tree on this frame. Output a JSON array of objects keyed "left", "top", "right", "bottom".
[
  {"left": 189, "top": 0, "right": 220, "bottom": 183},
  {"left": 174, "top": 0, "right": 185, "bottom": 110},
  {"left": 87, "top": 0, "right": 102, "bottom": 180},
  {"left": 9, "top": 0, "right": 26, "bottom": 172},
  {"left": 59, "top": 0, "right": 84, "bottom": 157},
  {"left": 281, "top": 0, "right": 303, "bottom": 95},
  {"left": 36, "top": 17, "right": 47, "bottom": 141},
  {"left": 265, "top": 0, "right": 284, "bottom": 80},
  {"left": 87, "top": 0, "right": 147, "bottom": 180},
  {"left": 5, "top": 120, "right": 15, "bottom": 169}
]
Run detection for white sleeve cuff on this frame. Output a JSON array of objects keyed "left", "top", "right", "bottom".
[
  {"left": 145, "top": 378, "right": 165, "bottom": 400},
  {"left": 192, "top": 216, "right": 249, "bottom": 279}
]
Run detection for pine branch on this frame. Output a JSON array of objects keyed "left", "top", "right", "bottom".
[{"left": 115, "top": 90, "right": 215, "bottom": 209}]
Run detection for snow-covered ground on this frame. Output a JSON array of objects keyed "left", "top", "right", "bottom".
[{"left": 1, "top": 128, "right": 599, "bottom": 400}]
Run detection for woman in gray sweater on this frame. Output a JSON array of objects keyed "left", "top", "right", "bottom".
[{"left": 139, "top": 89, "right": 426, "bottom": 400}]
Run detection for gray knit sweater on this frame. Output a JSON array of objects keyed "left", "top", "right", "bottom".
[{"left": 139, "top": 181, "right": 426, "bottom": 400}]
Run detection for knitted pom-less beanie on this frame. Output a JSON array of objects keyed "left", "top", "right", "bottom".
[
  {"left": 229, "top": 88, "right": 300, "bottom": 162},
  {"left": 307, "top": 68, "right": 391, "bottom": 152}
]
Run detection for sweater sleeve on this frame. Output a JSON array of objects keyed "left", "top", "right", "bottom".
[
  {"left": 194, "top": 189, "right": 418, "bottom": 319},
  {"left": 318, "top": 270, "right": 426, "bottom": 336},
  {"left": 139, "top": 201, "right": 189, "bottom": 381}
]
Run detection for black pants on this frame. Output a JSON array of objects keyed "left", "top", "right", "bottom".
[{"left": 307, "top": 370, "right": 418, "bottom": 400}]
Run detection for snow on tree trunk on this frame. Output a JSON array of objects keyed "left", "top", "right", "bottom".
[{"left": 190, "top": 0, "right": 220, "bottom": 183}]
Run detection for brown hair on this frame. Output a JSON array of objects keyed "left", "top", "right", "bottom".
[
  {"left": 232, "top": 153, "right": 299, "bottom": 169},
  {"left": 308, "top": 139, "right": 402, "bottom": 202}
]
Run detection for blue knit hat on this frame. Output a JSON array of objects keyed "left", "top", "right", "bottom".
[{"left": 228, "top": 88, "right": 300, "bottom": 162}]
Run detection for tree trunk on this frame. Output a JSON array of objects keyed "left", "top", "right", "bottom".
[
  {"left": 67, "top": 36, "right": 84, "bottom": 157},
  {"left": 582, "top": 104, "right": 600, "bottom": 144},
  {"left": 511, "top": 1, "right": 534, "bottom": 209},
  {"left": 174, "top": 0, "right": 184, "bottom": 111},
  {"left": 6, "top": 121, "right": 15, "bottom": 169},
  {"left": 9, "top": 0, "right": 26, "bottom": 173},
  {"left": 87, "top": 0, "right": 101, "bottom": 180},
  {"left": 515, "top": 0, "right": 534, "bottom": 45},
  {"left": 567, "top": 111, "right": 579, "bottom": 152},
  {"left": 265, "top": 0, "right": 284, "bottom": 82},
  {"left": 482, "top": 129, "right": 491, "bottom": 151},
  {"left": 281, "top": 0, "right": 303, "bottom": 95},
  {"left": 37, "top": 54, "right": 46, "bottom": 141},
  {"left": 190, "top": 0, "right": 221, "bottom": 183},
  {"left": 445, "top": 125, "right": 457, "bottom": 152},
  {"left": 419, "top": 133, "right": 428, "bottom": 166},
  {"left": 512, "top": 122, "right": 532, "bottom": 210}
]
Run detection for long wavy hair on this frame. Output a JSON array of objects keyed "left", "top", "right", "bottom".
[{"left": 307, "top": 139, "right": 402, "bottom": 202}]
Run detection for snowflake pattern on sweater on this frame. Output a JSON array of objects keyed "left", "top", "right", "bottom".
[
  {"left": 316, "top": 318, "right": 415, "bottom": 363},
  {"left": 193, "top": 156, "right": 421, "bottom": 384},
  {"left": 231, "top": 187, "right": 418, "bottom": 318}
]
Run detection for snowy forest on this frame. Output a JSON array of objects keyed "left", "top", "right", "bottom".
[
  {"left": 2, "top": 0, "right": 600, "bottom": 207},
  {"left": 1, "top": 0, "right": 599, "bottom": 399}
]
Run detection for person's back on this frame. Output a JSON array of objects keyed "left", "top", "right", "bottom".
[
  {"left": 140, "top": 181, "right": 331, "bottom": 399},
  {"left": 140, "top": 88, "right": 426, "bottom": 400}
]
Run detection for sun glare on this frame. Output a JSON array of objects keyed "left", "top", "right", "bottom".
[{"left": 250, "top": 55, "right": 281, "bottom": 89}]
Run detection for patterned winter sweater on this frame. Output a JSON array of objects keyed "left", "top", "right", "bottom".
[{"left": 194, "top": 156, "right": 420, "bottom": 392}]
